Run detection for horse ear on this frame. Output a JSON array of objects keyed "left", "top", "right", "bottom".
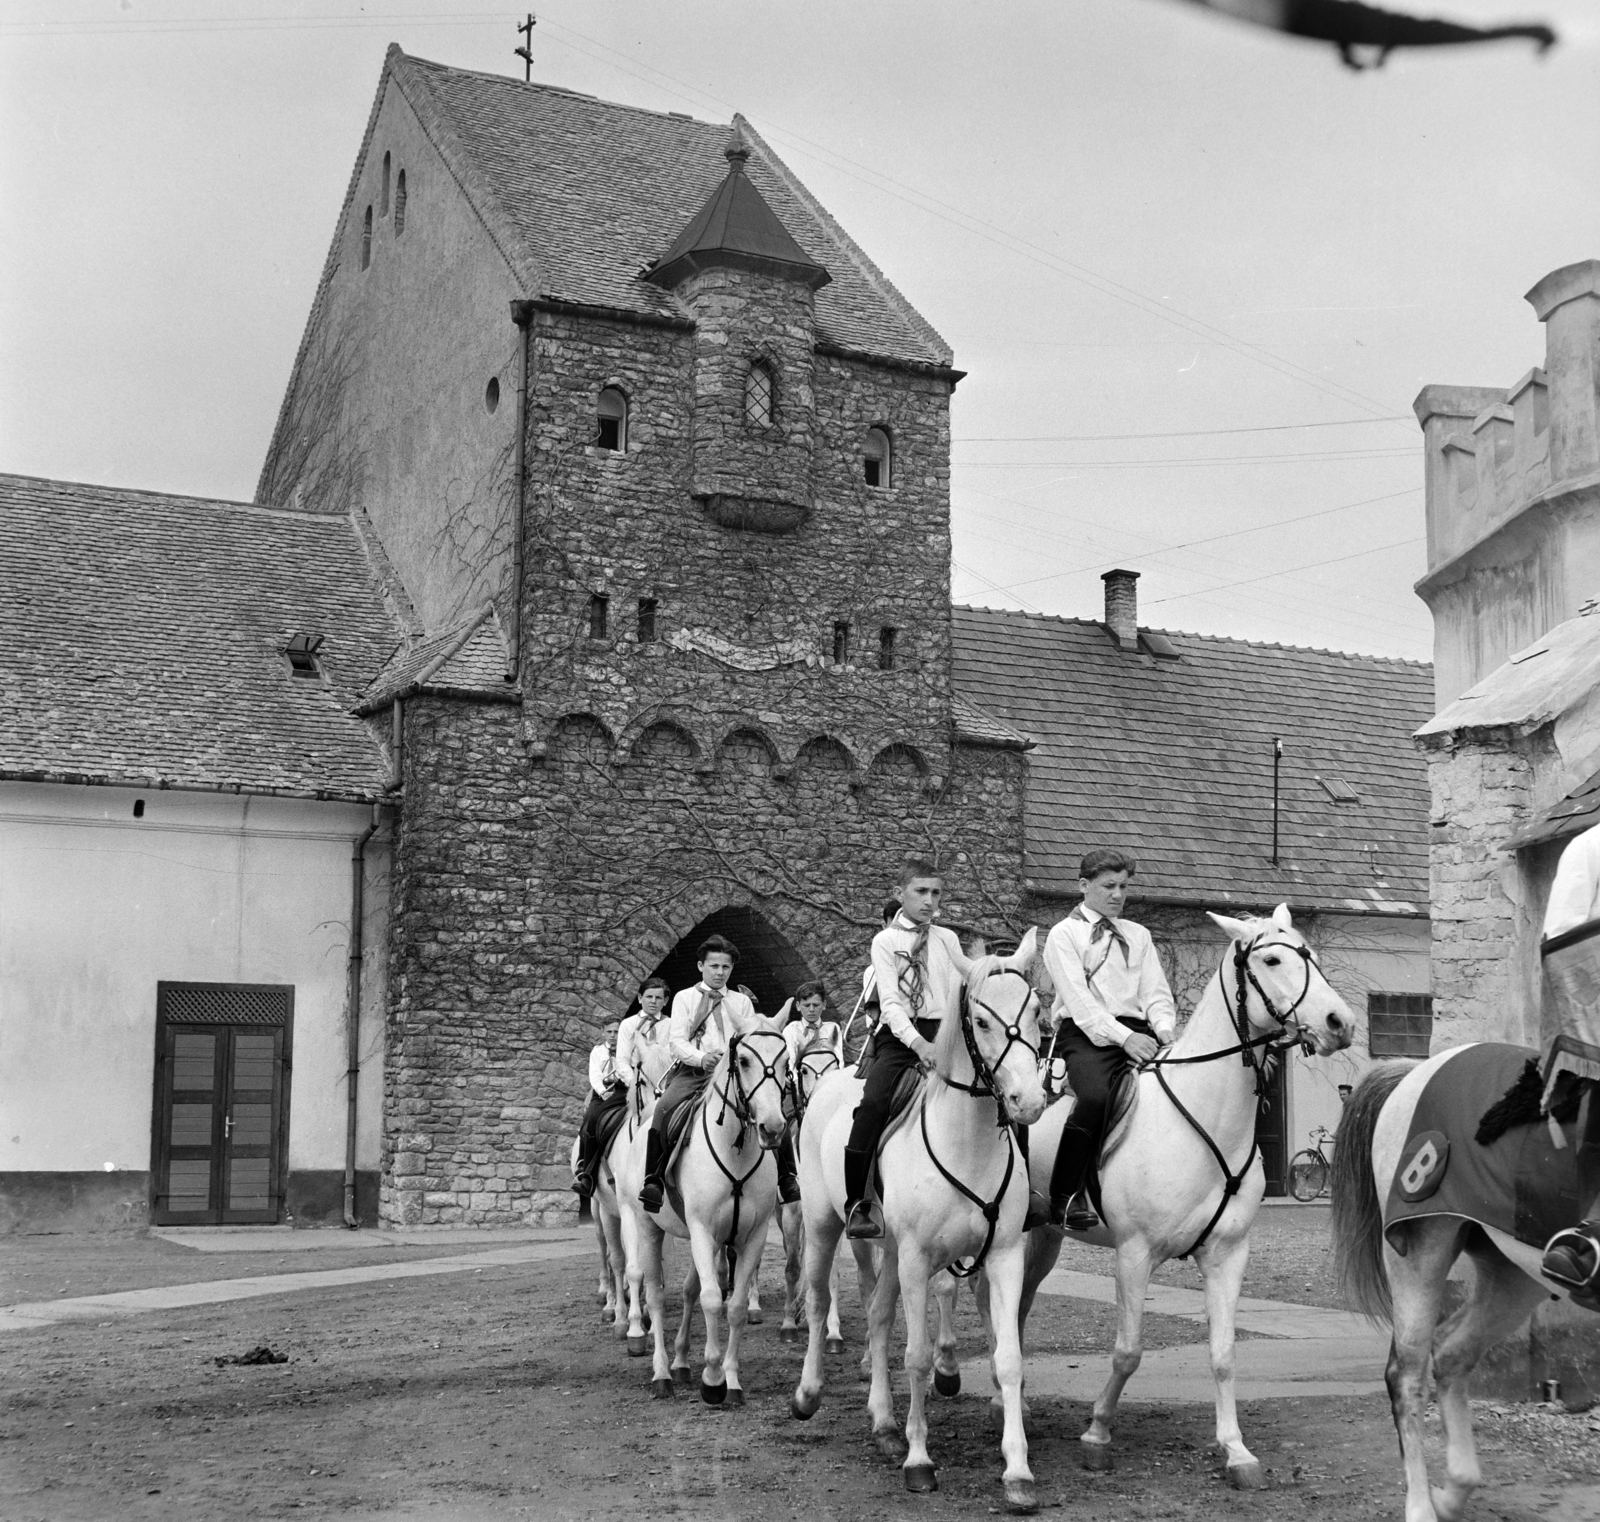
[
  {"left": 1271, "top": 903, "right": 1294, "bottom": 931},
  {"left": 1012, "top": 925, "right": 1040, "bottom": 973},
  {"left": 1208, "top": 910, "right": 1255, "bottom": 943}
]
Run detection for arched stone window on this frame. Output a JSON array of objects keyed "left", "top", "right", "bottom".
[
  {"left": 596, "top": 387, "right": 628, "bottom": 451},
  {"left": 394, "top": 169, "right": 407, "bottom": 235},
  {"left": 864, "top": 426, "right": 892, "bottom": 488},
  {"left": 360, "top": 206, "right": 372, "bottom": 270},
  {"left": 380, "top": 151, "right": 390, "bottom": 215},
  {"left": 744, "top": 361, "right": 775, "bottom": 428}
]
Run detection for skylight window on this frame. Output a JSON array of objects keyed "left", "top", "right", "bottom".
[
  {"left": 1139, "top": 630, "right": 1180, "bottom": 659},
  {"left": 1318, "top": 775, "right": 1361, "bottom": 804},
  {"left": 285, "top": 633, "right": 324, "bottom": 679}
]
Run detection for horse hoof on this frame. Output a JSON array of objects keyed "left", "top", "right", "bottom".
[
  {"left": 1227, "top": 1461, "right": 1267, "bottom": 1491},
  {"left": 701, "top": 1379, "right": 727, "bottom": 1406},
  {"left": 790, "top": 1389, "right": 820, "bottom": 1421},
  {"left": 1080, "top": 1441, "right": 1113, "bottom": 1473},
  {"left": 672, "top": 1365, "right": 693, "bottom": 1386},
  {"left": 626, "top": 1335, "right": 648, "bottom": 1358},
  {"left": 825, "top": 1336, "right": 846, "bottom": 1355},
  {"left": 778, "top": 1326, "right": 800, "bottom": 1345},
  {"left": 1003, "top": 1479, "right": 1038, "bottom": 1514},
  {"left": 904, "top": 1463, "right": 938, "bottom": 1493},
  {"left": 933, "top": 1368, "right": 961, "bottom": 1398},
  {"left": 650, "top": 1379, "right": 674, "bottom": 1400},
  {"left": 875, "top": 1430, "right": 909, "bottom": 1462},
  {"left": 747, "top": 1307, "right": 764, "bottom": 1325},
  {"left": 725, "top": 1387, "right": 745, "bottom": 1408}
]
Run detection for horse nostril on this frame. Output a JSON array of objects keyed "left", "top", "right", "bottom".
[{"left": 1328, "top": 1013, "right": 1345, "bottom": 1031}]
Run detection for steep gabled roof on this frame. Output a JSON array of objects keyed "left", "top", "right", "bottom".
[
  {"left": 951, "top": 606, "right": 1434, "bottom": 915},
  {"left": 0, "top": 474, "right": 399, "bottom": 801},
  {"left": 387, "top": 49, "right": 950, "bottom": 365},
  {"left": 356, "top": 602, "right": 516, "bottom": 714}
]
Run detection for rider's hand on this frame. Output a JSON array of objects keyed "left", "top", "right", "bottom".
[
  {"left": 1123, "top": 1033, "right": 1160, "bottom": 1066},
  {"left": 914, "top": 1037, "right": 938, "bottom": 1070}
]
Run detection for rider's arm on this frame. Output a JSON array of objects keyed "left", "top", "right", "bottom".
[
  {"left": 1131, "top": 926, "right": 1178, "bottom": 1044},
  {"left": 587, "top": 1043, "right": 613, "bottom": 1097},
  {"left": 613, "top": 1014, "right": 640, "bottom": 1088},
  {"left": 1042, "top": 918, "right": 1137, "bottom": 1050},
  {"left": 668, "top": 990, "right": 705, "bottom": 1068}
]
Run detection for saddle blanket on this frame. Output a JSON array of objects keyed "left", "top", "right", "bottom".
[{"left": 1383, "top": 1042, "right": 1581, "bottom": 1253}]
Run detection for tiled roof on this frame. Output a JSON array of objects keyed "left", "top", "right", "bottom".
[
  {"left": 357, "top": 603, "right": 515, "bottom": 714},
  {"left": 952, "top": 694, "right": 1033, "bottom": 749},
  {"left": 951, "top": 606, "right": 1434, "bottom": 915},
  {"left": 390, "top": 49, "right": 952, "bottom": 367},
  {"left": 0, "top": 474, "right": 399, "bottom": 800},
  {"left": 1505, "top": 766, "right": 1600, "bottom": 852}
]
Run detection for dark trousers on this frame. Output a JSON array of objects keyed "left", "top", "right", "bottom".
[
  {"left": 846, "top": 1018, "right": 939, "bottom": 1156},
  {"left": 648, "top": 1065, "right": 710, "bottom": 1151},
  {"left": 581, "top": 1082, "right": 627, "bottom": 1140},
  {"left": 1049, "top": 1018, "right": 1149, "bottom": 1201}
]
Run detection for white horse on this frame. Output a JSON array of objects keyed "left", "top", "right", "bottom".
[
  {"left": 778, "top": 1046, "right": 847, "bottom": 1351},
  {"left": 791, "top": 932, "right": 1048, "bottom": 1513},
  {"left": 615, "top": 1018, "right": 790, "bottom": 1403},
  {"left": 1331, "top": 1049, "right": 1587, "bottom": 1522},
  {"left": 992, "top": 907, "right": 1354, "bottom": 1488}
]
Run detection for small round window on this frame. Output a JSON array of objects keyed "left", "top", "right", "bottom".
[
  {"left": 485, "top": 377, "right": 501, "bottom": 414},
  {"left": 596, "top": 387, "right": 628, "bottom": 452},
  {"left": 864, "top": 427, "right": 892, "bottom": 489},
  {"left": 745, "top": 362, "right": 775, "bottom": 428}
]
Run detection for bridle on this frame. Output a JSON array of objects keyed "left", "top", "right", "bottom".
[
  {"left": 922, "top": 967, "right": 1041, "bottom": 1278},
  {"left": 701, "top": 1028, "right": 789, "bottom": 1286},
  {"left": 788, "top": 1047, "right": 840, "bottom": 1129}
]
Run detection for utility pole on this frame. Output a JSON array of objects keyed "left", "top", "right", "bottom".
[
  {"left": 514, "top": 13, "right": 536, "bottom": 82},
  {"left": 1271, "top": 737, "right": 1283, "bottom": 867}
]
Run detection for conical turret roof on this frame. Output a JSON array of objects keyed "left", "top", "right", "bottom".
[{"left": 643, "top": 131, "right": 830, "bottom": 291}]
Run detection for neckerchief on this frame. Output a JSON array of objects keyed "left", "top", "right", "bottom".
[{"left": 895, "top": 915, "right": 932, "bottom": 1016}]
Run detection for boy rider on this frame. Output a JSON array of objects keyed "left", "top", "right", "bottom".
[
  {"left": 638, "top": 937, "right": 799, "bottom": 1211},
  {"left": 841, "top": 860, "right": 972, "bottom": 1240},
  {"left": 1043, "top": 848, "right": 1176, "bottom": 1230},
  {"left": 572, "top": 979, "right": 673, "bottom": 1199}
]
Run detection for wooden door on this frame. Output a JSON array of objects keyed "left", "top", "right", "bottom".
[
  {"left": 1256, "top": 1057, "right": 1288, "bottom": 1198},
  {"left": 151, "top": 984, "right": 292, "bottom": 1225}
]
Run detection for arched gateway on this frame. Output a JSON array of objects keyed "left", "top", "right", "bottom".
[{"left": 646, "top": 907, "right": 814, "bottom": 1018}]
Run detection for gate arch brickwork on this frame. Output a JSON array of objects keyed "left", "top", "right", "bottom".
[{"left": 380, "top": 696, "right": 1025, "bottom": 1227}]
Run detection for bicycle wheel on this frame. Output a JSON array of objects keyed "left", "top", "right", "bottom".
[{"left": 1288, "top": 1150, "right": 1328, "bottom": 1202}]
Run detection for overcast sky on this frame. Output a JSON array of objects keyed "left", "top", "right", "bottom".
[{"left": 3, "top": 0, "right": 1597, "bottom": 661}]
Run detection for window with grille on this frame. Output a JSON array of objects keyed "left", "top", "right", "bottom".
[
  {"left": 745, "top": 362, "right": 775, "bottom": 428},
  {"left": 832, "top": 621, "right": 852, "bottom": 666},
  {"left": 1368, "top": 992, "right": 1433, "bottom": 1058}
]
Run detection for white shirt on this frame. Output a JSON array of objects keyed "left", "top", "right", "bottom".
[
  {"left": 784, "top": 1018, "right": 844, "bottom": 1068},
  {"left": 870, "top": 915, "right": 971, "bottom": 1047},
  {"left": 668, "top": 982, "right": 756, "bottom": 1069},
  {"left": 1544, "top": 822, "right": 1600, "bottom": 940},
  {"left": 587, "top": 1043, "right": 615, "bottom": 1099},
  {"left": 1044, "top": 906, "right": 1177, "bottom": 1050},
  {"left": 615, "top": 1008, "right": 671, "bottom": 1088}
]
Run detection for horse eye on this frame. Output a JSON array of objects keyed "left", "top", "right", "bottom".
[{"left": 1263, "top": 955, "right": 1281, "bottom": 967}]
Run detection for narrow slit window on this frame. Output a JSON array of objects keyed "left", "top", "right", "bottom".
[
  {"left": 832, "top": 621, "right": 852, "bottom": 666},
  {"left": 878, "top": 626, "right": 897, "bottom": 670},
  {"left": 596, "top": 388, "right": 627, "bottom": 451},
  {"left": 360, "top": 206, "right": 372, "bottom": 270},
  {"left": 587, "top": 594, "right": 609, "bottom": 639},
  {"left": 380, "top": 151, "right": 391, "bottom": 215},
  {"left": 394, "top": 169, "right": 407, "bottom": 235},
  {"left": 745, "top": 362, "right": 774, "bottom": 428},
  {"left": 637, "top": 597, "right": 658, "bottom": 643},
  {"left": 864, "top": 427, "right": 892, "bottom": 488}
]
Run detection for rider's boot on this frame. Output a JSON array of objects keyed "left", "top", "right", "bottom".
[
  {"left": 1543, "top": 1085, "right": 1600, "bottom": 1309},
  {"left": 638, "top": 1128, "right": 666, "bottom": 1214},
  {"left": 571, "top": 1124, "right": 596, "bottom": 1199},
  {"left": 842, "top": 1145, "right": 883, "bottom": 1240},
  {"left": 1047, "top": 1127, "right": 1098, "bottom": 1230},
  {"left": 776, "top": 1136, "right": 801, "bottom": 1205}
]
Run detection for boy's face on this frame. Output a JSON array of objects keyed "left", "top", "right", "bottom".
[
  {"left": 1080, "top": 869, "right": 1130, "bottom": 920},
  {"left": 797, "top": 994, "right": 826, "bottom": 1023},
  {"left": 639, "top": 987, "right": 667, "bottom": 1016},
  {"left": 699, "top": 953, "right": 735, "bottom": 990},
  {"left": 899, "top": 876, "right": 942, "bottom": 924}
]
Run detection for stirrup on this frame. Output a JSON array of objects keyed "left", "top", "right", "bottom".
[
  {"left": 844, "top": 1199, "right": 884, "bottom": 1240},
  {"left": 1023, "top": 1189, "right": 1050, "bottom": 1233},
  {"left": 1542, "top": 1225, "right": 1600, "bottom": 1291},
  {"left": 571, "top": 1171, "right": 594, "bottom": 1199},
  {"left": 1052, "top": 1190, "right": 1097, "bottom": 1232},
  {"left": 638, "top": 1177, "right": 664, "bottom": 1213}
]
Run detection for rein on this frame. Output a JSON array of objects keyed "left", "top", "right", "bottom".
[
  {"left": 702, "top": 1029, "right": 788, "bottom": 1286},
  {"left": 1143, "top": 933, "right": 1318, "bottom": 1257}
]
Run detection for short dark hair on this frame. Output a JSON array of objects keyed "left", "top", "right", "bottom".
[
  {"left": 639, "top": 976, "right": 669, "bottom": 996},
  {"left": 1079, "top": 848, "right": 1135, "bottom": 881},
  {"left": 793, "top": 980, "right": 826, "bottom": 1004},
  {"left": 697, "top": 934, "right": 739, "bottom": 964},
  {"left": 881, "top": 896, "right": 901, "bottom": 925},
  {"left": 899, "top": 856, "right": 941, "bottom": 887}
]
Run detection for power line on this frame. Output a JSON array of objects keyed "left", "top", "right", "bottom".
[
  {"left": 1144, "top": 536, "right": 1427, "bottom": 607},
  {"left": 956, "top": 417, "right": 1413, "bottom": 443},
  {"left": 955, "top": 449, "right": 1415, "bottom": 469}
]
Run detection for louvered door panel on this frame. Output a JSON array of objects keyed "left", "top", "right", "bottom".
[
  {"left": 221, "top": 1031, "right": 282, "bottom": 1222},
  {"left": 155, "top": 1028, "right": 224, "bottom": 1221}
]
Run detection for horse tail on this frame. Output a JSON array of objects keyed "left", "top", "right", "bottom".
[{"left": 1330, "top": 1061, "right": 1412, "bottom": 1326}]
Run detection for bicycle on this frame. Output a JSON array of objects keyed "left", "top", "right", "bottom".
[{"left": 1288, "top": 1126, "right": 1336, "bottom": 1201}]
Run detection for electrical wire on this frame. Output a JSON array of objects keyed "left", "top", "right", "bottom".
[{"left": 957, "top": 418, "right": 1413, "bottom": 442}]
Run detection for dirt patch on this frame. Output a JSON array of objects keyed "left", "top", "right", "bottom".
[{"left": 3, "top": 1242, "right": 1595, "bottom": 1521}]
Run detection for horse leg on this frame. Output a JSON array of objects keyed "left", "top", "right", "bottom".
[
  {"left": 687, "top": 1225, "right": 730, "bottom": 1402},
  {"left": 825, "top": 1253, "right": 845, "bottom": 1348},
  {"left": 985, "top": 1238, "right": 1037, "bottom": 1512},
  {"left": 1082, "top": 1239, "right": 1153, "bottom": 1470},
  {"left": 780, "top": 1201, "right": 803, "bottom": 1339},
  {"left": 745, "top": 1227, "right": 765, "bottom": 1325},
  {"left": 899, "top": 1248, "right": 938, "bottom": 1491},
  {"left": 1427, "top": 1238, "right": 1546, "bottom": 1522},
  {"left": 619, "top": 1203, "right": 651, "bottom": 1357},
  {"left": 723, "top": 1229, "right": 762, "bottom": 1405},
  {"left": 1196, "top": 1229, "right": 1262, "bottom": 1487},
  {"left": 792, "top": 1206, "right": 843, "bottom": 1418},
  {"left": 1384, "top": 1219, "right": 1460, "bottom": 1522},
  {"left": 931, "top": 1270, "right": 962, "bottom": 1396},
  {"left": 866, "top": 1238, "right": 906, "bottom": 1459},
  {"left": 673, "top": 1254, "right": 700, "bottom": 1387},
  {"left": 641, "top": 1222, "right": 675, "bottom": 1397},
  {"left": 851, "top": 1239, "right": 879, "bottom": 1378}
]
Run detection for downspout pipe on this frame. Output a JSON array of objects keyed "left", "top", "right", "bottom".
[
  {"left": 508, "top": 300, "right": 536, "bottom": 683},
  {"left": 344, "top": 800, "right": 382, "bottom": 1228}
]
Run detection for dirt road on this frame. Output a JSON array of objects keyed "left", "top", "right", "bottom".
[{"left": 2, "top": 1226, "right": 1596, "bottom": 1521}]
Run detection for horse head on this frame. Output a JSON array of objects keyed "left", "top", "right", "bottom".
[
  {"left": 1206, "top": 905, "right": 1354, "bottom": 1058},
  {"left": 956, "top": 926, "right": 1048, "bottom": 1127},
  {"left": 794, "top": 1047, "right": 841, "bottom": 1112},
  {"left": 723, "top": 1014, "right": 791, "bottom": 1150}
]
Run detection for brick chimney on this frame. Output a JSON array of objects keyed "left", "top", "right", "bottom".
[{"left": 1102, "top": 568, "right": 1140, "bottom": 651}]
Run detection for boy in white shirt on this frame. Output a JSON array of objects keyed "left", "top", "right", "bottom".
[
  {"left": 1043, "top": 848, "right": 1176, "bottom": 1230},
  {"left": 573, "top": 980, "right": 674, "bottom": 1199}
]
